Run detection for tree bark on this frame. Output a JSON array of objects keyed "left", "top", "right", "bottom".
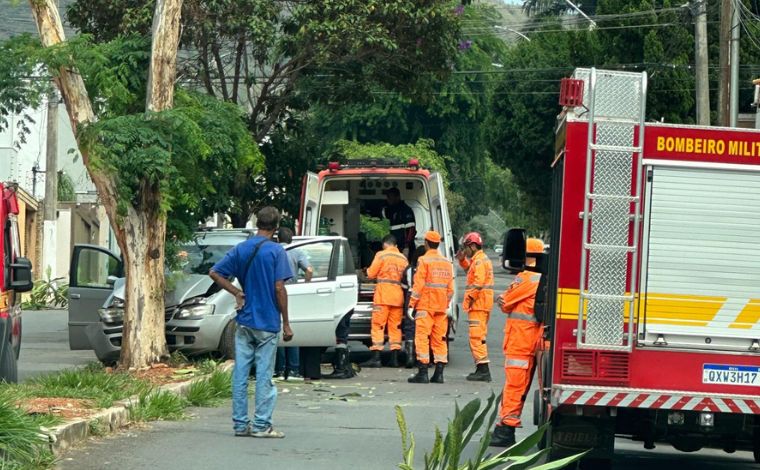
[{"left": 29, "top": 0, "right": 183, "bottom": 370}]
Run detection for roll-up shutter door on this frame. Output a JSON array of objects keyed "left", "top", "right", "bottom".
[{"left": 643, "top": 166, "right": 760, "bottom": 352}]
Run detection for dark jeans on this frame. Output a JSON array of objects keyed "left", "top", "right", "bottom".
[
  {"left": 336, "top": 311, "right": 353, "bottom": 344},
  {"left": 275, "top": 346, "right": 300, "bottom": 374},
  {"left": 402, "top": 313, "right": 415, "bottom": 341}
]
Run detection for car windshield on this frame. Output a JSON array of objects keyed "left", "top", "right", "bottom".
[{"left": 176, "top": 243, "right": 234, "bottom": 275}]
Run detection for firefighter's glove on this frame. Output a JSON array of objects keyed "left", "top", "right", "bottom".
[{"left": 407, "top": 308, "right": 415, "bottom": 321}]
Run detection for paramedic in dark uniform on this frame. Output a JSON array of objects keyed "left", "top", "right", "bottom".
[{"left": 383, "top": 187, "right": 417, "bottom": 258}]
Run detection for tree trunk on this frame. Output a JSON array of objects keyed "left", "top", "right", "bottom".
[{"left": 29, "top": 0, "right": 184, "bottom": 369}]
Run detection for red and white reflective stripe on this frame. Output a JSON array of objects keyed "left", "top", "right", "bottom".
[{"left": 557, "top": 389, "right": 760, "bottom": 414}]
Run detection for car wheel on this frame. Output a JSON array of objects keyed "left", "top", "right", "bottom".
[
  {"left": 219, "top": 321, "right": 236, "bottom": 360},
  {"left": 0, "top": 341, "right": 18, "bottom": 383}
]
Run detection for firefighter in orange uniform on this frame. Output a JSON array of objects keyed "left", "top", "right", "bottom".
[
  {"left": 456, "top": 232, "right": 494, "bottom": 382},
  {"left": 361, "top": 235, "right": 409, "bottom": 368},
  {"left": 491, "top": 238, "right": 545, "bottom": 447},
  {"left": 408, "top": 231, "right": 455, "bottom": 384}
]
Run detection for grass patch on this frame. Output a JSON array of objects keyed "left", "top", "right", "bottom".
[
  {"left": 0, "top": 394, "right": 55, "bottom": 470},
  {"left": 185, "top": 370, "right": 232, "bottom": 407},
  {"left": 195, "top": 358, "right": 221, "bottom": 375},
  {"left": 128, "top": 390, "right": 187, "bottom": 422},
  {"left": 167, "top": 351, "right": 190, "bottom": 368},
  {"left": 26, "top": 364, "right": 149, "bottom": 409}
]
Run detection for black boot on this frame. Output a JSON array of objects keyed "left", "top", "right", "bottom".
[
  {"left": 388, "top": 350, "right": 400, "bottom": 368},
  {"left": 466, "top": 363, "right": 492, "bottom": 382},
  {"left": 360, "top": 350, "right": 382, "bottom": 368},
  {"left": 430, "top": 363, "right": 445, "bottom": 384},
  {"left": 403, "top": 341, "right": 415, "bottom": 368},
  {"left": 407, "top": 364, "right": 429, "bottom": 383},
  {"left": 490, "top": 425, "right": 516, "bottom": 447},
  {"left": 324, "top": 347, "right": 356, "bottom": 379}
]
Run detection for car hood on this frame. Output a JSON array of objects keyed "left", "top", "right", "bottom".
[{"left": 111, "top": 273, "right": 213, "bottom": 308}]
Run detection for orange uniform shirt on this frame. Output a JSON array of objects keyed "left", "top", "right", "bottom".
[
  {"left": 459, "top": 250, "right": 494, "bottom": 313},
  {"left": 409, "top": 249, "right": 454, "bottom": 313},
  {"left": 500, "top": 270, "right": 542, "bottom": 356},
  {"left": 366, "top": 247, "right": 408, "bottom": 307}
]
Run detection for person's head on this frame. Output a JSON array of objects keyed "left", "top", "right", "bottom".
[
  {"left": 277, "top": 227, "right": 294, "bottom": 245},
  {"left": 424, "top": 230, "right": 442, "bottom": 251},
  {"left": 256, "top": 206, "right": 281, "bottom": 234},
  {"left": 385, "top": 187, "right": 401, "bottom": 206},
  {"left": 526, "top": 238, "right": 544, "bottom": 267},
  {"left": 462, "top": 232, "right": 483, "bottom": 257},
  {"left": 382, "top": 234, "right": 397, "bottom": 250}
]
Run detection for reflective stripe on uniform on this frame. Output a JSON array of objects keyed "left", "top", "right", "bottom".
[
  {"left": 530, "top": 274, "right": 541, "bottom": 282},
  {"left": 468, "top": 320, "right": 480, "bottom": 325},
  {"left": 434, "top": 355, "right": 448, "bottom": 362},
  {"left": 390, "top": 222, "right": 416, "bottom": 230},
  {"left": 377, "top": 279, "right": 402, "bottom": 285},
  {"left": 507, "top": 312, "right": 538, "bottom": 323},
  {"left": 466, "top": 284, "right": 494, "bottom": 290},
  {"left": 505, "top": 358, "right": 529, "bottom": 368},
  {"left": 426, "top": 283, "right": 449, "bottom": 289},
  {"left": 415, "top": 311, "right": 428, "bottom": 318}
]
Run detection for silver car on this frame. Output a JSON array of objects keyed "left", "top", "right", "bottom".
[{"left": 67, "top": 230, "right": 358, "bottom": 364}]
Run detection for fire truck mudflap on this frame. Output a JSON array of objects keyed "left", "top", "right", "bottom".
[{"left": 533, "top": 68, "right": 760, "bottom": 467}]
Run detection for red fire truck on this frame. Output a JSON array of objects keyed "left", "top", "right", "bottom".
[
  {"left": 0, "top": 183, "right": 33, "bottom": 382},
  {"left": 504, "top": 68, "right": 760, "bottom": 467}
]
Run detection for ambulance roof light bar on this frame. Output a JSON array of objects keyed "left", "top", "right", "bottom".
[{"left": 325, "top": 158, "right": 423, "bottom": 170}]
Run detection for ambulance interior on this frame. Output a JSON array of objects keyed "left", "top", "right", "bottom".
[{"left": 318, "top": 176, "right": 433, "bottom": 275}]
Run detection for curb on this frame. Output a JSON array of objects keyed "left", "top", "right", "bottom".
[{"left": 44, "top": 361, "right": 234, "bottom": 455}]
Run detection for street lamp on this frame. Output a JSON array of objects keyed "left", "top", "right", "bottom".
[{"left": 563, "top": 0, "right": 597, "bottom": 30}]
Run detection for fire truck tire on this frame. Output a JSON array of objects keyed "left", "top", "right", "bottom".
[
  {"left": 533, "top": 389, "right": 543, "bottom": 427},
  {"left": 580, "top": 459, "right": 613, "bottom": 470},
  {"left": 0, "top": 340, "right": 18, "bottom": 383}
]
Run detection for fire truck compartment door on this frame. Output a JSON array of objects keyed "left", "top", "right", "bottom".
[
  {"left": 642, "top": 166, "right": 760, "bottom": 352},
  {"left": 300, "top": 172, "right": 320, "bottom": 236}
]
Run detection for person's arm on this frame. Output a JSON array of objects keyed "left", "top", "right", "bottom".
[
  {"left": 297, "top": 250, "right": 313, "bottom": 282},
  {"left": 458, "top": 256, "right": 471, "bottom": 271},
  {"left": 499, "top": 277, "right": 536, "bottom": 313},
  {"left": 209, "top": 247, "right": 244, "bottom": 309},
  {"left": 210, "top": 270, "right": 245, "bottom": 310},
  {"left": 366, "top": 252, "right": 382, "bottom": 280},
  {"left": 275, "top": 280, "right": 293, "bottom": 341}
]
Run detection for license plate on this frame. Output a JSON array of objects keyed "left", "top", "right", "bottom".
[{"left": 703, "top": 364, "right": 760, "bottom": 386}]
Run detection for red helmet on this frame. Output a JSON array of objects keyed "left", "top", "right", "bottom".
[{"left": 463, "top": 232, "right": 483, "bottom": 246}]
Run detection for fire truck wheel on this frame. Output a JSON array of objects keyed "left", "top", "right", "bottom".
[
  {"left": 0, "top": 340, "right": 18, "bottom": 383},
  {"left": 533, "top": 389, "right": 543, "bottom": 427},
  {"left": 579, "top": 458, "right": 612, "bottom": 470}
]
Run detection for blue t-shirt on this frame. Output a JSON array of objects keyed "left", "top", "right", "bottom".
[{"left": 212, "top": 236, "right": 293, "bottom": 332}]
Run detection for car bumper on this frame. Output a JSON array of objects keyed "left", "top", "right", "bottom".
[{"left": 87, "top": 311, "right": 233, "bottom": 363}]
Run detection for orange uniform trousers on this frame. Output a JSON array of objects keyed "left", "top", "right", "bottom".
[
  {"left": 414, "top": 310, "right": 448, "bottom": 365},
  {"left": 370, "top": 305, "right": 403, "bottom": 351},
  {"left": 467, "top": 310, "right": 490, "bottom": 365},
  {"left": 499, "top": 354, "right": 536, "bottom": 427}
]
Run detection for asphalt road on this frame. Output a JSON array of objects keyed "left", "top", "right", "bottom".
[
  {"left": 37, "top": 254, "right": 757, "bottom": 468},
  {"left": 17, "top": 309, "right": 95, "bottom": 382}
]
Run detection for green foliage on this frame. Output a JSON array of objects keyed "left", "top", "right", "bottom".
[
  {"left": 360, "top": 215, "right": 390, "bottom": 243},
  {"left": 57, "top": 172, "right": 76, "bottom": 202},
  {"left": 22, "top": 267, "right": 68, "bottom": 310},
  {"left": 329, "top": 139, "right": 450, "bottom": 177},
  {"left": 396, "top": 392, "right": 586, "bottom": 469},
  {"left": 128, "top": 390, "right": 187, "bottom": 422},
  {"left": 185, "top": 370, "right": 232, "bottom": 407},
  {"left": 0, "top": 393, "right": 55, "bottom": 470},
  {"left": 26, "top": 365, "right": 149, "bottom": 409}
]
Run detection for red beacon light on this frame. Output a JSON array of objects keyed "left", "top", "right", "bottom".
[
  {"left": 327, "top": 161, "right": 341, "bottom": 171},
  {"left": 408, "top": 158, "right": 420, "bottom": 170}
]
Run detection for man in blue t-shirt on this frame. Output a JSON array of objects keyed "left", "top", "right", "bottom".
[{"left": 210, "top": 206, "right": 293, "bottom": 439}]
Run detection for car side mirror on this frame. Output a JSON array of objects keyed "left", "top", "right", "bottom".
[
  {"left": 10, "top": 257, "right": 33, "bottom": 293},
  {"left": 502, "top": 228, "right": 527, "bottom": 273},
  {"left": 107, "top": 275, "right": 119, "bottom": 287}
]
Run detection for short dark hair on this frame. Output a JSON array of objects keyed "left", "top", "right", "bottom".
[
  {"left": 256, "top": 206, "right": 281, "bottom": 231},
  {"left": 278, "top": 227, "right": 294, "bottom": 244},
  {"left": 385, "top": 187, "right": 401, "bottom": 198},
  {"left": 382, "top": 234, "right": 397, "bottom": 246},
  {"left": 427, "top": 241, "right": 440, "bottom": 249}
]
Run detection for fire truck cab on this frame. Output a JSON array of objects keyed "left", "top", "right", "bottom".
[
  {"left": 0, "top": 183, "right": 34, "bottom": 382},
  {"left": 511, "top": 69, "right": 760, "bottom": 467},
  {"left": 298, "top": 160, "right": 459, "bottom": 345}
]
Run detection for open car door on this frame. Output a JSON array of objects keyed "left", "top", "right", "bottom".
[
  {"left": 284, "top": 238, "right": 357, "bottom": 347},
  {"left": 68, "top": 245, "right": 123, "bottom": 350},
  {"left": 298, "top": 172, "right": 320, "bottom": 236},
  {"left": 428, "top": 173, "right": 458, "bottom": 324}
]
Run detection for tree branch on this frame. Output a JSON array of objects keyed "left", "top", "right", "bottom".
[
  {"left": 211, "top": 39, "right": 229, "bottom": 102},
  {"left": 146, "top": 0, "right": 184, "bottom": 111},
  {"left": 231, "top": 35, "right": 245, "bottom": 103}
]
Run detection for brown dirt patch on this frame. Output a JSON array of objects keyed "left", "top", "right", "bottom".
[
  {"left": 23, "top": 397, "right": 96, "bottom": 420},
  {"left": 129, "top": 364, "right": 198, "bottom": 385}
]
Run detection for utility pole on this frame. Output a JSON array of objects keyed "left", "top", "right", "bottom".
[
  {"left": 43, "top": 91, "right": 58, "bottom": 277},
  {"left": 694, "top": 0, "right": 710, "bottom": 125},
  {"left": 718, "top": 0, "right": 732, "bottom": 126},
  {"left": 729, "top": 1, "right": 741, "bottom": 127}
]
